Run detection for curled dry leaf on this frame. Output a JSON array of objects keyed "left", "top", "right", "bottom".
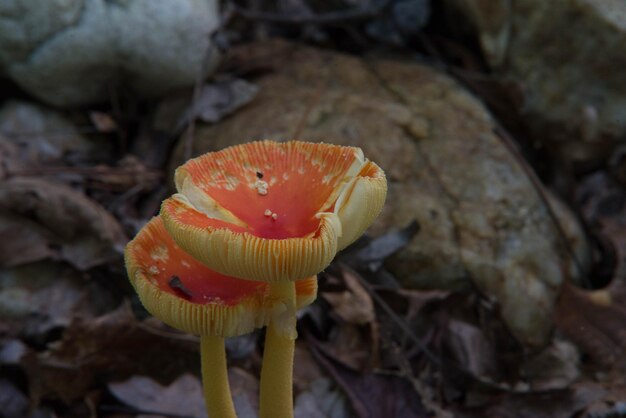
[
  {"left": 0, "top": 177, "right": 127, "bottom": 270},
  {"left": 321, "top": 267, "right": 375, "bottom": 325},
  {"left": 318, "top": 266, "right": 379, "bottom": 371},
  {"left": 35, "top": 303, "right": 199, "bottom": 403}
]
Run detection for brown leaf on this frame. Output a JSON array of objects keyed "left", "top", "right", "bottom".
[
  {"left": 518, "top": 340, "right": 581, "bottom": 391},
  {"left": 89, "top": 111, "right": 118, "bottom": 133},
  {"left": 0, "top": 177, "right": 127, "bottom": 270},
  {"left": 321, "top": 267, "right": 375, "bottom": 325},
  {"left": 34, "top": 303, "right": 199, "bottom": 403},
  {"left": 0, "top": 262, "right": 101, "bottom": 341},
  {"left": 554, "top": 281, "right": 626, "bottom": 368},
  {"left": 318, "top": 266, "right": 379, "bottom": 371},
  {"left": 444, "top": 319, "right": 498, "bottom": 379},
  {"left": 306, "top": 331, "right": 429, "bottom": 418},
  {"left": 293, "top": 343, "right": 325, "bottom": 393},
  {"left": 109, "top": 374, "right": 206, "bottom": 418},
  {"left": 457, "top": 382, "right": 606, "bottom": 418},
  {"left": 177, "top": 79, "right": 259, "bottom": 129}
]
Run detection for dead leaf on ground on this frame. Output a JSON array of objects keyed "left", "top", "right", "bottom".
[
  {"left": 177, "top": 79, "right": 259, "bottom": 129},
  {"left": 109, "top": 374, "right": 207, "bottom": 418},
  {"left": 554, "top": 281, "right": 626, "bottom": 368},
  {"left": 444, "top": 319, "right": 498, "bottom": 381},
  {"left": 456, "top": 382, "right": 606, "bottom": 418},
  {"left": 89, "top": 111, "right": 118, "bottom": 133},
  {"left": 33, "top": 303, "right": 199, "bottom": 403},
  {"left": 0, "top": 378, "right": 29, "bottom": 418},
  {"left": 518, "top": 339, "right": 581, "bottom": 391},
  {"left": 318, "top": 266, "right": 379, "bottom": 371},
  {"left": 342, "top": 221, "right": 420, "bottom": 272},
  {"left": 306, "top": 331, "right": 429, "bottom": 418},
  {"left": 294, "top": 377, "right": 352, "bottom": 418},
  {"left": 0, "top": 262, "right": 103, "bottom": 341},
  {"left": 0, "top": 177, "right": 127, "bottom": 270},
  {"left": 0, "top": 100, "right": 112, "bottom": 168},
  {"left": 576, "top": 172, "right": 626, "bottom": 282},
  {"left": 321, "top": 266, "right": 375, "bottom": 325}
]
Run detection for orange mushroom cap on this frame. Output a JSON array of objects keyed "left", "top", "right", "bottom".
[
  {"left": 125, "top": 216, "right": 317, "bottom": 337},
  {"left": 161, "top": 140, "right": 387, "bottom": 282}
]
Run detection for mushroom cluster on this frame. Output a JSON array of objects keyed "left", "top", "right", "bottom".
[{"left": 125, "top": 140, "right": 386, "bottom": 418}]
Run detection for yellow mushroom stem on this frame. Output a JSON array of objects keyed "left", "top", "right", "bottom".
[
  {"left": 259, "top": 281, "right": 297, "bottom": 418},
  {"left": 200, "top": 335, "right": 237, "bottom": 418}
]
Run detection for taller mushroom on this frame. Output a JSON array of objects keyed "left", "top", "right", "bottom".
[{"left": 161, "top": 140, "right": 387, "bottom": 417}]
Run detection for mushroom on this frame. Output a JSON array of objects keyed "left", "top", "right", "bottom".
[
  {"left": 125, "top": 216, "right": 318, "bottom": 418},
  {"left": 160, "top": 140, "right": 387, "bottom": 418}
]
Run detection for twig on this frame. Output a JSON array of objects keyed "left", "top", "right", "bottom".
[{"left": 230, "top": 0, "right": 393, "bottom": 25}]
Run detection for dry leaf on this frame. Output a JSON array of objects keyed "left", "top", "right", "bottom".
[
  {"left": 322, "top": 268, "right": 375, "bottom": 325},
  {"left": 457, "top": 382, "right": 605, "bottom": 418},
  {"left": 306, "top": 333, "right": 430, "bottom": 418},
  {"left": 0, "top": 177, "right": 127, "bottom": 270},
  {"left": 35, "top": 303, "right": 198, "bottom": 403},
  {"left": 0, "top": 379, "right": 29, "bottom": 418},
  {"left": 89, "top": 111, "right": 118, "bottom": 133},
  {"left": 109, "top": 374, "right": 206, "bottom": 418},
  {"left": 177, "top": 79, "right": 259, "bottom": 129},
  {"left": 554, "top": 281, "right": 626, "bottom": 368}
]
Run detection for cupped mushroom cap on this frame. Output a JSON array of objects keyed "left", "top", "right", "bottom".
[
  {"left": 125, "top": 216, "right": 317, "bottom": 337},
  {"left": 161, "top": 140, "right": 387, "bottom": 282}
]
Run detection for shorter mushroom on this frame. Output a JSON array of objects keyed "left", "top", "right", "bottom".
[{"left": 125, "top": 216, "right": 317, "bottom": 417}]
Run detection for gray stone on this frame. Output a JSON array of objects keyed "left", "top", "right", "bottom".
[
  {"left": 173, "top": 40, "right": 591, "bottom": 347},
  {"left": 0, "top": 0, "right": 220, "bottom": 107}
]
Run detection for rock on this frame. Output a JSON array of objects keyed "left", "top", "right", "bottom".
[
  {"left": 172, "top": 40, "right": 591, "bottom": 347},
  {"left": 0, "top": 0, "right": 220, "bottom": 107},
  {"left": 441, "top": 0, "right": 626, "bottom": 168}
]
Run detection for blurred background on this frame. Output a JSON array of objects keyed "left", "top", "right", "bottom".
[{"left": 1, "top": 0, "right": 625, "bottom": 417}]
